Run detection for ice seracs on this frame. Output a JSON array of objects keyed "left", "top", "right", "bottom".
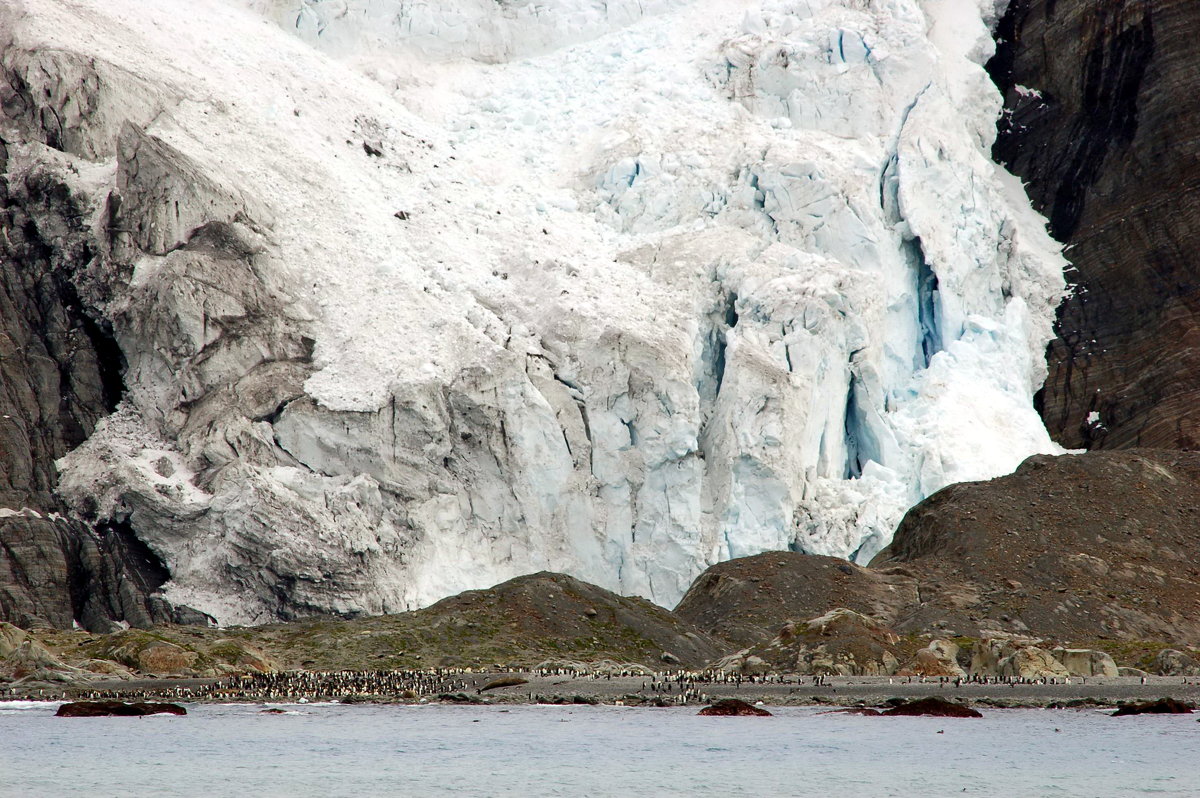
[{"left": 1, "top": 0, "right": 1065, "bottom": 622}]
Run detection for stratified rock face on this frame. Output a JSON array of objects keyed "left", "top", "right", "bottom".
[
  {"left": 872, "top": 450, "right": 1200, "bottom": 644},
  {"left": 0, "top": 113, "right": 174, "bottom": 632},
  {"left": 990, "top": 0, "right": 1200, "bottom": 449}
]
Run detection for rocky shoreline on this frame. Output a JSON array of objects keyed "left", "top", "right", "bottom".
[{"left": 7, "top": 672, "right": 1200, "bottom": 711}]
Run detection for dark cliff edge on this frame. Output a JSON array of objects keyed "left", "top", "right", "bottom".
[
  {"left": 990, "top": 0, "right": 1200, "bottom": 450},
  {"left": 0, "top": 101, "right": 180, "bottom": 632}
]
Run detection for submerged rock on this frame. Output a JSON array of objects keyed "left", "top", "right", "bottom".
[
  {"left": 697, "top": 699, "right": 772, "bottom": 717},
  {"left": 56, "top": 700, "right": 186, "bottom": 717}
]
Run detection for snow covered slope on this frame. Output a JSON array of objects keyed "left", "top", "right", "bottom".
[{"left": 2, "top": 0, "right": 1064, "bottom": 623}]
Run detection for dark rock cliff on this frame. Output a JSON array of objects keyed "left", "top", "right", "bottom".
[
  {"left": 0, "top": 128, "right": 175, "bottom": 631},
  {"left": 990, "top": 0, "right": 1200, "bottom": 449}
]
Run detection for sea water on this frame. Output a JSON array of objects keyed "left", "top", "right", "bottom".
[{"left": 1, "top": 702, "right": 1196, "bottom": 797}]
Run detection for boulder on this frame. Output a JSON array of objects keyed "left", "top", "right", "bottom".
[
  {"left": 698, "top": 699, "right": 772, "bottom": 717},
  {"left": 56, "top": 700, "right": 187, "bottom": 717},
  {"left": 1111, "top": 698, "right": 1194, "bottom": 717},
  {"left": 881, "top": 698, "right": 982, "bottom": 718},
  {"left": 206, "top": 639, "right": 277, "bottom": 674},
  {"left": 1152, "top": 649, "right": 1200, "bottom": 677},
  {"left": 1052, "top": 648, "right": 1119, "bottom": 678},
  {"left": 998, "top": 646, "right": 1069, "bottom": 681},
  {"left": 902, "top": 640, "right": 965, "bottom": 678}
]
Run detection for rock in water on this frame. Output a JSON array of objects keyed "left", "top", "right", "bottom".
[
  {"left": 1111, "top": 699, "right": 1194, "bottom": 717},
  {"left": 698, "top": 699, "right": 772, "bottom": 717},
  {"left": 881, "top": 698, "right": 982, "bottom": 718},
  {"left": 56, "top": 700, "right": 187, "bottom": 717}
]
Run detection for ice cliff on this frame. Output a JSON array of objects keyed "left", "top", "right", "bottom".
[{"left": 0, "top": 0, "right": 1065, "bottom": 623}]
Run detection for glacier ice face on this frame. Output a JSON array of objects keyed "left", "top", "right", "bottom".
[{"left": 4, "top": 0, "right": 1064, "bottom": 623}]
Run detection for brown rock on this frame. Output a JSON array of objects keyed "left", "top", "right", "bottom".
[
  {"left": 674, "top": 552, "right": 916, "bottom": 647},
  {"left": 56, "top": 700, "right": 186, "bottom": 717},
  {"left": 870, "top": 450, "right": 1200, "bottom": 644},
  {"left": 881, "top": 698, "right": 982, "bottom": 718},
  {"left": 698, "top": 699, "right": 772, "bottom": 717},
  {"left": 1111, "top": 698, "right": 1194, "bottom": 717},
  {"left": 902, "top": 640, "right": 966, "bottom": 679}
]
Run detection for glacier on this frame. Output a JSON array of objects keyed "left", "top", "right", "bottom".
[{"left": 1, "top": 0, "right": 1064, "bottom": 623}]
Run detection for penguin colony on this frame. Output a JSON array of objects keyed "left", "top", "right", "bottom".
[
  {"left": 4, "top": 667, "right": 796, "bottom": 703},
  {"left": 6, "top": 668, "right": 1194, "bottom": 704}
]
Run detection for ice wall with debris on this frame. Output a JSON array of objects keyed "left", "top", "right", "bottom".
[{"left": 2, "top": 0, "right": 1064, "bottom": 623}]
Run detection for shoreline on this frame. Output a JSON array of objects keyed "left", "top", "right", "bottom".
[{"left": 6, "top": 674, "right": 1200, "bottom": 710}]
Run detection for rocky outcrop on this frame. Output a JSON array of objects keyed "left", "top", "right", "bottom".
[
  {"left": 990, "top": 0, "right": 1200, "bottom": 450},
  {"left": 1152, "top": 649, "right": 1200, "bottom": 677},
  {"left": 738, "top": 608, "right": 902, "bottom": 677},
  {"left": 673, "top": 551, "right": 917, "bottom": 648},
  {"left": 0, "top": 84, "right": 184, "bottom": 632},
  {"left": 901, "top": 639, "right": 966, "bottom": 679},
  {"left": 407, "top": 572, "right": 726, "bottom": 670},
  {"left": 1053, "top": 648, "right": 1119, "bottom": 678},
  {"left": 1111, "top": 698, "right": 1194, "bottom": 717},
  {"left": 871, "top": 450, "right": 1200, "bottom": 645},
  {"left": 881, "top": 697, "right": 981, "bottom": 718},
  {"left": 996, "top": 645, "right": 1069, "bottom": 681},
  {"left": 677, "top": 451, "right": 1200, "bottom": 657}
]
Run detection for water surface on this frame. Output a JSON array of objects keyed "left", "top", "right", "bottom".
[{"left": 2, "top": 702, "right": 1196, "bottom": 796}]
